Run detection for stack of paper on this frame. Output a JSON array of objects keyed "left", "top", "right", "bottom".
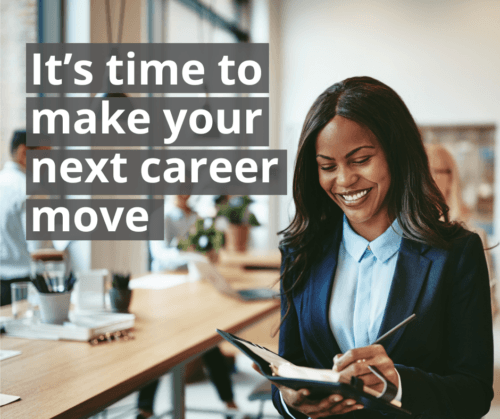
[
  {"left": 3, "top": 311, "right": 134, "bottom": 342},
  {"left": 0, "top": 350, "right": 22, "bottom": 361}
]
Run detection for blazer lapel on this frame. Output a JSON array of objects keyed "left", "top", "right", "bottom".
[
  {"left": 309, "top": 223, "right": 343, "bottom": 361},
  {"left": 376, "top": 238, "right": 431, "bottom": 355}
]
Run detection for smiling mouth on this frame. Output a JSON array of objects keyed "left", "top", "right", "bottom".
[{"left": 337, "top": 188, "right": 372, "bottom": 204}]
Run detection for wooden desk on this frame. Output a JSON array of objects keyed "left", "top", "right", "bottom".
[
  {"left": 218, "top": 249, "right": 282, "bottom": 269},
  {"left": 0, "top": 267, "right": 279, "bottom": 419}
]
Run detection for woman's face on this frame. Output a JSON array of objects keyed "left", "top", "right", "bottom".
[
  {"left": 175, "top": 195, "right": 191, "bottom": 206},
  {"left": 427, "top": 151, "right": 452, "bottom": 201},
  {"left": 315, "top": 115, "right": 392, "bottom": 239}
]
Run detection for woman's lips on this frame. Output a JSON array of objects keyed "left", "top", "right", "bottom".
[{"left": 336, "top": 188, "right": 372, "bottom": 205}]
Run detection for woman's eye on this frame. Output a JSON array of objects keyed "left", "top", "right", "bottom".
[
  {"left": 352, "top": 157, "right": 371, "bottom": 165},
  {"left": 320, "top": 165, "right": 337, "bottom": 171}
]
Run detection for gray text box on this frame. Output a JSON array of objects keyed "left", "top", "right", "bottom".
[
  {"left": 26, "top": 199, "right": 164, "bottom": 240},
  {"left": 27, "top": 44, "right": 269, "bottom": 94},
  {"left": 27, "top": 97, "right": 269, "bottom": 147},
  {"left": 26, "top": 149, "right": 287, "bottom": 196}
]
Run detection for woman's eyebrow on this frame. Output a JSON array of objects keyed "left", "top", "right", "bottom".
[
  {"left": 345, "top": 145, "right": 375, "bottom": 158},
  {"left": 316, "top": 145, "right": 375, "bottom": 161},
  {"left": 316, "top": 154, "right": 334, "bottom": 160}
]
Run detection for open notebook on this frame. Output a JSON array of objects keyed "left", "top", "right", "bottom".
[{"left": 217, "top": 329, "right": 410, "bottom": 416}]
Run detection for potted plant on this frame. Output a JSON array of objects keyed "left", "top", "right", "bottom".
[
  {"left": 109, "top": 273, "right": 132, "bottom": 313},
  {"left": 177, "top": 218, "right": 224, "bottom": 263},
  {"left": 215, "top": 195, "right": 260, "bottom": 252}
]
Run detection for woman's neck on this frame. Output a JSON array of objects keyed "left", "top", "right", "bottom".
[{"left": 347, "top": 214, "right": 394, "bottom": 242}]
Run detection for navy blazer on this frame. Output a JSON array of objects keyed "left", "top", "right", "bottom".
[{"left": 272, "top": 223, "right": 494, "bottom": 419}]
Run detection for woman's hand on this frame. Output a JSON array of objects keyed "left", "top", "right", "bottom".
[
  {"left": 333, "top": 345, "right": 399, "bottom": 394},
  {"left": 251, "top": 363, "right": 363, "bottom": 417},
  {"left": 277, "top": 384, "right": 364, "bottom": 418}
]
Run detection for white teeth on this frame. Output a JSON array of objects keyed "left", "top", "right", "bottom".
[{"left": 341, "top": 189, "right": 369, "bottom": 202}]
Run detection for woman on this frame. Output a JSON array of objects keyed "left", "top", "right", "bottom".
[
  {"left": 272, "top": 77, "right": 494, "bottom": 419},
  {"left": 426, "top": 144, "right": 498, "bottom": 318}
]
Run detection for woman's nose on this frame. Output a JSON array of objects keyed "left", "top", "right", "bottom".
[{"left": 335, "top": 165, "right": 357, "bottom": 187}]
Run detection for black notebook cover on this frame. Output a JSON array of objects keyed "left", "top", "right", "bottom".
[{"left": 217, "top": 329, "right": 411, "bottom": 416}]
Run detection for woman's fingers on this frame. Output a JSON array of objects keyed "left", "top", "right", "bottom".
[
  {"left": 356, "top": 372, "right": 386, "bottom": 386},
  {"left": 280, "top": 388, "right": 364, "bottom": 417},
  {"left": 366, "top": 382, "right": 386, "bottom": 393},
  {"left": 281, "top": 387, "right": 310, "bottom": 408},
  {"left": 295, "top": 388, "right": 311, "bottom": 404},
  {"left": 334, "top": 345, "right": 399, "bottom": 395},
  {"left": 311, "top": 398, "right": 363, "bottom": 418},
  {"left": 335, "top": 345, "right": 385, "bottom": 371},
  {"left": 251, "top": 362, "right": 262, "bottom": 375},
  {"left": 315, "top": 393, "right": 344, "bottom": 411},
  {"left": 332, "top": 353, "right": 343, "bottom": 372}
]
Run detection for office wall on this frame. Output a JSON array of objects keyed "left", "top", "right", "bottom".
[
  {"left": 91, "top": 0, "right": 144, "bottom": 44},
  {"left": 0, "top": 0, "right": 37, "bottom": 169},
  {"left": 251, "top": 0, "right": 281, "bottom": 250},
  {"left": 272, "top": 0, "right": 500, "bottom": 242}
]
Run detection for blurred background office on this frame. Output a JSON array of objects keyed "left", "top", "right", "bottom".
[{"left": 1, "top": 0, "right": 499, "bottom": 418}]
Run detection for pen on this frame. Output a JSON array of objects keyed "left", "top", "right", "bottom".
[
  {"left": 331, "top": 314, "right": 416, "bottom": 370},
  {"left": 372, "top": 313, "right": 416, "bottom": 345}
]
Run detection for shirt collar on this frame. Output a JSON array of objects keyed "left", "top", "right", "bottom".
[{"left": 342, "top": 215, "right": 403, "bottom": 263}]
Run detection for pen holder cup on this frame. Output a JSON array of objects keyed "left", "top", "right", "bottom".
[
  {"left": 109, "top": 288, "right": 132, "bottom": 313},
  {"left": 38, "top": 292, "right": 72, "bottom": 324}
]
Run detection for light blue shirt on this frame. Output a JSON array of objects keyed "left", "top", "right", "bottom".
[
  {"left": 330, "top": 215, "right": 402, "bottom": 351},
  {"left": 280, "top": 215, "right": 403, "bottom": 417}
]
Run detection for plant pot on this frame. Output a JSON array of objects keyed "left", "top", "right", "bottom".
[
  {"left": 205, "top": 249, "right": 219, "bottom": 264},
  {"left": 109, "top": 288, "right": 132, "bottom": 313},
  {"left": 225, "top": 224, "right": 249, "bottom": 253}
]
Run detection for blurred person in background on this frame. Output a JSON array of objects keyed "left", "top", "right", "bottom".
[
  {"left": 426, "top": 143, "right": 498, "bottom": 318},
  {"left": 149, "top": 195, "right": 206, "bottom": 271},
  {"left": 138, "top": 194, "right": 240, "bottom": 419},
  {"left": 0, "top": 130, "right": 50, "bottom": 306}
]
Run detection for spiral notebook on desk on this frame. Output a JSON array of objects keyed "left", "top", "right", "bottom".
[{"left": 217, "top": 329, "right": 411, "bottom": 416}]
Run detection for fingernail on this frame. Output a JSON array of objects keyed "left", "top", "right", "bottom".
[
  {"left": 346, "top": 400, "right": 355, "bottom": 406},
  {"left": 333, "top": 395, "right": 342, "bottom": 402},
  {"left": 356, "top": 405, "right": 364, "bottom": 410}
]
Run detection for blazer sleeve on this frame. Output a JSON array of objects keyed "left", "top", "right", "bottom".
[
  {"left": 271, "top": 247, "right": 309, "bottom": 419},
  {"left": 396, "top": 233, "right": 494, "bottom": 418}
]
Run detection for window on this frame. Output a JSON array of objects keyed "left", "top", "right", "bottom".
[{"left": 0, "top": 0, "right": 38, "bottom": 168}]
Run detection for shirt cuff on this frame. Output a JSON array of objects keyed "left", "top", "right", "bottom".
[
  {"left": 395, "top": 368, "right": 402, "bottom": 402},
  {"left": 280, "top": 391, "right": 300, "bottom": 419}
]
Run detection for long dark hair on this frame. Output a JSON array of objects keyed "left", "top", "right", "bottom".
[{"left": 279, "top": 76, "right": 462, "bottom": 319}]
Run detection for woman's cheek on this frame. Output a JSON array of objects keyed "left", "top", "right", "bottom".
[{"left": 318, "top": 172, "right": 330, "bottom": 193}]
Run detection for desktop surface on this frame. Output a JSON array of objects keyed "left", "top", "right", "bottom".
[{"left": 0, "top": 267, "right": 279, "bottom": 419}]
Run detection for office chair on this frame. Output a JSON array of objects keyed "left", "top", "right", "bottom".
[{"left": 247, "top": 379, "right": 277, "bottom": 419}]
